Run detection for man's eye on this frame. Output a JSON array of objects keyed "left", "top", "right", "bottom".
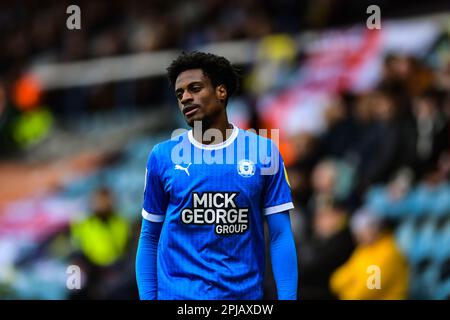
[{"left": 191, "top": 86, "right": 201, "bottom": 92}]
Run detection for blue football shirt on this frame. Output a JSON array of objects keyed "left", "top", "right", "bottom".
[{"left": 142, "top": 124, "right": 294, "bottom": 299}]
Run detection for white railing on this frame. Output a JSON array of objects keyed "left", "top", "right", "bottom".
[{"left": 28, "top": 13, "right": 449, "bottom": 90}]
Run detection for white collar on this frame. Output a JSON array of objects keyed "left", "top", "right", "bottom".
[{"left": 188, "top": 123, "right": 239, "bottom": 150}]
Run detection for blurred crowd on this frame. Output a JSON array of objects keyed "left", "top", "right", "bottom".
[
  {"left": 1, "top": 0, "right": 448, "bottom": 89},
  {"left": 0, "top": 1, "right": 449, "bottom": 300},
  {"left": 263, "top": 52, "right": 450, "bottom": 299}
]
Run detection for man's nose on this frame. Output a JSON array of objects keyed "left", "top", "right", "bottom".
[{"left": 181, "top": 92, "right": 194, "bottom": 105}]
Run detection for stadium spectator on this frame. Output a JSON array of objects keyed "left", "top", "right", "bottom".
[
  {"left": 304, "top": 159, "right": 354, "bottom": 231},
  {"left": 411, "top": 89, "right": 449, "bottom": 179},
  {"left": 353, "top": 91, "right": 406, "bottom": 189},
  {"left": 330, "top": 208, "right": 410, "bottom": 300},
  {"left": 70, "top": 187, "right": 130, "bottom": 299},
  {"left": 298, "top": 198, "right": 355, "bottom": 299}
]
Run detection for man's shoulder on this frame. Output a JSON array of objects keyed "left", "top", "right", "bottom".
[
  {"left": 150, "top": 131, "right": 189, "bottom": 156},
  {"left": 236, "top": 128, "right": 277, "bottom": 147}
]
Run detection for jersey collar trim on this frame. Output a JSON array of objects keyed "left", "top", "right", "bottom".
[{"left": 188, "top": 123, "right": 239, "bottom": 150}]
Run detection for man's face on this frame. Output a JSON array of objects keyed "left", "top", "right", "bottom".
[
  {"left": 92, "top": 191, "right": 113, "bottom": 218},
  {"left": 175, "top": 69, "right": 225, "bottom": 127},
  {"left": 353, "top": 226, "right": 379, "bottom": 246}
]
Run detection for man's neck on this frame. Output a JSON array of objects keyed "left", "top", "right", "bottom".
[{"left": 192, "top": 115, "right": 233, "bottom": 146}]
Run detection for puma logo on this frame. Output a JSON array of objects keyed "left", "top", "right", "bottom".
[{"left": 175, "top": 163, "right": 192, "bottom": 176}]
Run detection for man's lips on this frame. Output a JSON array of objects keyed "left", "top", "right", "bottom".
[{"left": 183, "top": 105, "right": 200, "bottom": 117}]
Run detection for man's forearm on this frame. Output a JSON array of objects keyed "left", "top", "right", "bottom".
[
  {"left": 267, "top": 212, "right": 298, "bottom": 300},
  {"left": 135, "top": 218, "right": 162, "bottom": 300}
]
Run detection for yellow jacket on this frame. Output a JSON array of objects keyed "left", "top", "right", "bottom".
[
  {"left": 330, "top": 233, "right": 409, "bottom": 300},
  {"left": 71, "top": 214, "right": 129, "bottom": 267}
]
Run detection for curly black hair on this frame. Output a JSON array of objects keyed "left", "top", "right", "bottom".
[{"left": 166, "top": 51, "right": 239, "bottom": 104}]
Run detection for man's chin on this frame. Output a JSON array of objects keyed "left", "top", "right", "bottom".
[{"left": 186, "top": 116, "right": 204, "bottom": 128}]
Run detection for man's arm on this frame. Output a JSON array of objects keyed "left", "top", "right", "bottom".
[
  {"left": 266, "top": 212, "right": 298, "bottom": 300},
  {"left": 135, "top": 218, "right": 163, "bottom": 300},
  {"left": 137, "top": 144, "right": 168, "bottom": 300}
]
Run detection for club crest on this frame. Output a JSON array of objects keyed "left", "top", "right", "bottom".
[{"left": 237, "top": 159, "right": 255, "bottom": 178}]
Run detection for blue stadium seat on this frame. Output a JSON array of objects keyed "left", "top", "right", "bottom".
[
  {"left": 395, "top": 218, "right": 418, "bottom": 261},
  {"left": 366, "top": 186, "right": 414, "bottom": 220},
  {"left": 435, "top": 278, "right": 450, "bottom": 300},
  {"left": 434, "top": 257, "right": 450, "bottom": 299},
  {"left": 409, "top": 183, "right": 450, "bottom": 219},
  {"left": 413, "top": 218, "right": 439, "bottom": 264},
  {"left": 431, "top": 219, "right": 450, "bottom": 263}
]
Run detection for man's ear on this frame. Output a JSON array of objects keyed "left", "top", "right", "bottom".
[{"left": 216, "top": 85, "right": 227, "bottom": 103}]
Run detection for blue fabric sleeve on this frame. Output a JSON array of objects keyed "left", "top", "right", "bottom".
[
  {"left": 135, "top": 218, "right": 163, "bottom": 300},
  {"left": 266, "top": 211, "right": 298, "bottom": 300},
  {"left": 262, "top": 141, "right": 294, "bottom": 215},
  {"left": 142, "top": 144, "right": 169, "bottom": 221}
]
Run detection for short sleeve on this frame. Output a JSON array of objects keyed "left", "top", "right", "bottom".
[
  {"left": 142, "top": 145, "right": 169, "bottom": 222},
  {"left": 262, "top": 142, "right": 294, "bottom": 215}
]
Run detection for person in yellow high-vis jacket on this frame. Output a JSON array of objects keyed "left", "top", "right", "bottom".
[
  {"left": 330, "top": 208, "right": 409, "bottom": 300},
  {"left": 71, "top": 187, "right": 130, "bottom": 267}
]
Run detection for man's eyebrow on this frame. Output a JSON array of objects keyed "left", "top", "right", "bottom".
[
  {"left": 188, "top": 81, "right": 203, "bottom": 86},
  {"left": 175, "top": 81, "right": 203, "bottom": 92}
]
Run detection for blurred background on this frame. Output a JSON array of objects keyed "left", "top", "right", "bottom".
[{"left": 0, "top": 0, "right": 449, "bottom": 300}]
